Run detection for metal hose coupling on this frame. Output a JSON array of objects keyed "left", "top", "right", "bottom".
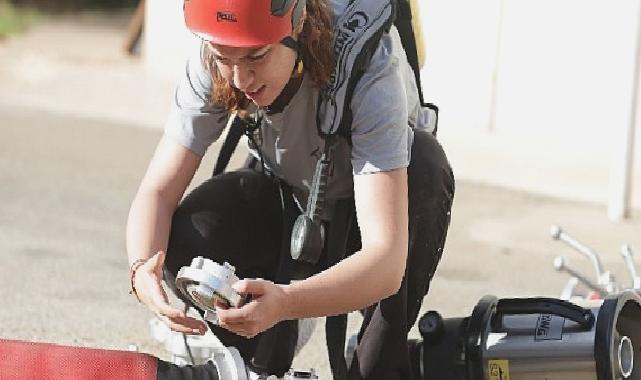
[{"left": 175, "top": 257, "right": 242, "bottom": 324}]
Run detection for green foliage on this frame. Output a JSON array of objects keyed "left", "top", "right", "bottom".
[{"left": 0, "top": 0, "right": 41, "bottom": 39}]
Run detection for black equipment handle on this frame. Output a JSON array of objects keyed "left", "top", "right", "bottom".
[{"left": 491, "top": 297, "right": 595, "bottom": 330}]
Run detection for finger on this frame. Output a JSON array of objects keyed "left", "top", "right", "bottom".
[
  {"left": 135, "top": 270, "right": 169, "bottom": 310},
  {"left": 158, "top": 314, "right": 206, "bottom": 335},
  {"left": 217, "top": 311, "right": 246, "bottom": 326},
  {"left": 238, "top": 293, "right": 253, "bottom": 307},
  {"left": 217, "top": 321, "right": 255, "bottom": 338},
  {"left": 217, "top": 303, "right": 255, "bottom": 324},
  {"left": 232, "top": 279, "right": 267, "bottom": 295},
  {"left": 147, "top": 251, "right": 166, "bottom": 273},
  {"left": 217, "top": 319, "right": 246, "bottom": 330},
  {"left": 154, "top": 301, "right": 185, "bottom": 320},
  {"left": 166, "top": 314, "right": 208, "bottom": 333},
  {"left": 214, "top": 298, "right": 230, "bottom": 310},
  {"left": 149, "top": 285, "right": 185, "bottom": 319}
]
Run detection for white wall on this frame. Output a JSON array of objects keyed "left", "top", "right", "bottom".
[
  {"left": 419, "top": 0, "right": 641, "bottom": 212},
  {"left": 145, "top": 0, "right": 641, "bottom": 212},
  {"left": 144, "top": 0, "right": 199, "bottom": 81}
]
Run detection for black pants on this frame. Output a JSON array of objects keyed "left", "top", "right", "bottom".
[{"left": 165, "top": 130, "right": 455, "bottom": 380}]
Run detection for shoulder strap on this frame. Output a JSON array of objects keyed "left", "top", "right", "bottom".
[
  {"left": 317, "top": 0, "right": 395, "bottom": 138},
  {"left": 325, "top": 0, "right": 439, "bottom": 141},
  {"left": 394, "top": 0, "right": 440, "bottom": 134},
  {"left": 395, "top": 0, "right": 423, "bottom": 105},
  {"left": 212, "top": 114, "right": 247, "bottom": 176}
]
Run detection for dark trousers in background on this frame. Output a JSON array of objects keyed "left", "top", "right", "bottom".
[{"left": 164, "top": 130, "right": 455, "bottom": 380}]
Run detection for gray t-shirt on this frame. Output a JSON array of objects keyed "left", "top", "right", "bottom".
[{"left": 164, "top": 0, "right": 436, "bottom": 213}]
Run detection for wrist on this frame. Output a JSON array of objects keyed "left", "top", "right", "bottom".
[
  {"left": 128, "top": 258, "right": 147, "bottom": 302},
  {"left": 280, "top": 283, "right": 299, "bottom": 320}
]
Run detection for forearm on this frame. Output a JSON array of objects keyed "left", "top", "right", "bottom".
[
  {"left": 125, "top": 136, "right": 200, "bottom": 266},
  {"left": 283, "top": 243, "right": 407, "bottom": 319},
  {"left": 282, "top": 168, "right": 409, "bottom": 320},
  {"left": 126, "top": 189, "right": 176, "bottom": 266}
]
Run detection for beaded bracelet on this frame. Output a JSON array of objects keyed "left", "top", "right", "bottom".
[{"left": 128, "top": 258, "right": 148, "bottom": 303}]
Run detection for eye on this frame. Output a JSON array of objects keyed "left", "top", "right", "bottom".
[
  {"left": 248, "top": 51, "right": 269, "bottom": 62},
  {"left": 215, "top": 57, "right": 231, "bottom": 66}
]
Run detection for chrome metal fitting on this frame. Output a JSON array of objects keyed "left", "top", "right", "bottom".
[
  {"left": 176, "top": 257, "right": 241, "bottom": 323},
  {"left": 283, "top": 369, "right": 318, "bottom": 379}
]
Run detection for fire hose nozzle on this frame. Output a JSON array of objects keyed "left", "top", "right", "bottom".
[{"left": 175, "top": 257, "right": 242, "bottom": 325}]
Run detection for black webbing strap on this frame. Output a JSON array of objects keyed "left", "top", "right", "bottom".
[
  {"left": 326, "top": 198, "right": 356, "bottom": 269},
  {"left": 324, "top": 198, "right": 356, "bottom": 380},
  {"left": 212, "top": 114, "right": 248, "bottom": 177},
  {"left": 251, "top": 180, "right": 315, "bottom": 376},
  {"left": 326, "top": 314, "right": 349, "bottom": 380},
  {"left": 335, "top": 0, "right": 440, "bottom": 140},
  {"left": 394, "top": 0, "right": 424, "bottom": 105},
  {"left": 394, "top": 0, "right": 440, "bottom": 134}
]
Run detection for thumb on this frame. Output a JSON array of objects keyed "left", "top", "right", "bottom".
[
  {"left": 233, "top": 278, "right": 267, "bottom": 295},
  {"left": 148, "top": 251, "right": 166, "bottom": 272}
]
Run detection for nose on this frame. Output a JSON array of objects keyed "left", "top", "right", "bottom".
[{"left": 232, "top": 64, "right": 254, "bottom": 92}]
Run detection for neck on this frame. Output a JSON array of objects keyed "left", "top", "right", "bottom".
[{"left": 265, "top": 71, "right": 304, "bottom": 115}]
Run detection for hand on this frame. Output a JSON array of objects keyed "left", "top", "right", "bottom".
[
  {"left": 133, "top": 251, "right": 208, "bottom": 335},
  {"left": 216, "top": 279, "right": 290, "bottom": 338}
]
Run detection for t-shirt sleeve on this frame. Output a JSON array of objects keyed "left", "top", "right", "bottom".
[
  {"left": 164, "top": 43, "right": 229, "bottom": 157},
  {"left": 349, "top": 29, "right": 413, "bottom": 175}
]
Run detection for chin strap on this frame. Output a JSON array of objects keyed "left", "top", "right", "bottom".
[
  {"left": 264, "top": 38, "right": 304, "bottom": 115},
  {"left": 280, "top": 34, "right": 304, "bottom": 75},
  {"left": 280, "top": 36, "right": 299, "bottom": 52}
]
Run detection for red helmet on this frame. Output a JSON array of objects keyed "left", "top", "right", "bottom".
[{"left": 184, "top": 0, "right": 306, "bottom": 47}]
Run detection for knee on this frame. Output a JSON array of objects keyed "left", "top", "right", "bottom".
[
  {"left": 164, "top": 172, "right": 250, "bottom": 274},
  {"left": 165, "top": 169, "right": 281, "bottom": 276}
]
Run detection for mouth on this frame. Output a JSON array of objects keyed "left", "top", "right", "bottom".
[{"left": 245, "top": 85, "right": 266, "bottom": 100}]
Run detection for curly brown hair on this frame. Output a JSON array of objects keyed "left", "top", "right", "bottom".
[{"left": 201, "top": 0, "right": 335, "bottom": 113}]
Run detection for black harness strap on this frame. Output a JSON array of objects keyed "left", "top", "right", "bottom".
[
  {"left": 324, "top": 0, "right": 396, "bottom": 142},
  {"left": 212, "top": 114, "right": 248, "bottom": 176},
  {"left": 326, "top": 314, "right": 349, "bottom": 379},
  {"left": 326, "top": 198, "right": 356, "bottom": 267},
  {"left": 324, "top": 197, "right": 356, "bottom": 380},
  {"left": 393, "top": 0, "right": 440, "bottom": 134},
  {"left": 394, "top": 0, "right": 423, "bottom": 105}
]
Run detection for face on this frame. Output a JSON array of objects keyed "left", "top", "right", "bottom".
[{"left": 210, "top": 42, "right": 298, "bottom": 107}]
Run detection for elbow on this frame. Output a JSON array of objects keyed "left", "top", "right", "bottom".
[
  {"left": 361, "top": 230, "right": 408, "bottom": 300},
  {"left": 384, "top": 268, "right": 405, "bottom": 298},
  {"left": 381, "top": 247, "right": 408, "bottom": 298}
]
